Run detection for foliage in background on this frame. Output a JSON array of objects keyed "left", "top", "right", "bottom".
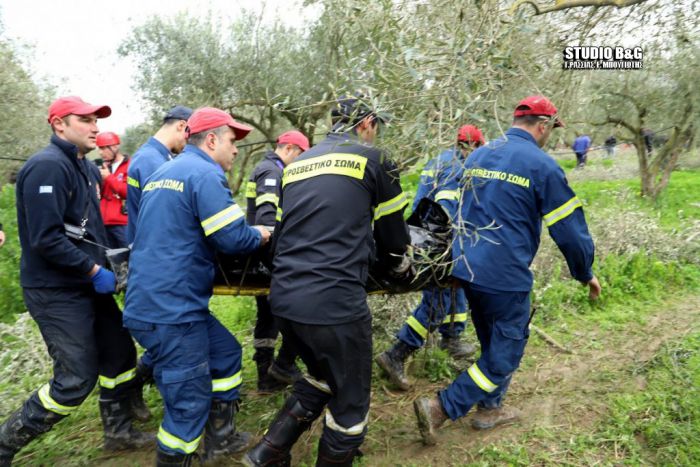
[
  {"left": 0, "top": 30, "right": 52, "bottom": 184},
  {"left": 0, "top": 185, "right": 23, "bottom": 323}
]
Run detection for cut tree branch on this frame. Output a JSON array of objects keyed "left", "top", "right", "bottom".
[{"left": 510, "top": 0, "right": 648, "bottom": 15}]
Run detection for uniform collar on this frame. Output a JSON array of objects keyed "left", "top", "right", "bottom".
[
  {"left": 264, "top": 150, "right": 286, "bottom": 168},
  {"left": 506, "top": 127, "right": 538, "bottom": 146},
  {"left": 184, "top": 144, "right": 224, "bottom": 173},
  {"left": 50, "top": 134, "right": 80, "bottom": 159},
  {"left": 326, "top": 131, "right": 373, "bottom": 147},
  {"left": 147, "top": 137, "right": 172, "bottom": 159}
]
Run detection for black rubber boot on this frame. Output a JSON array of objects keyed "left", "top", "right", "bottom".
[
  {"left": 203, "top": 399, "right": 251, "bottom": 462},
  {"left": 243, "top": 396, "right": 320, "bottom": 467},
  {"left": 268, "top": 340, "right": 302, "bottom": 385},
  {"left": 375, "top": 341, "right": 417, "bottom": 390},
  {"left": 0, "top": 401, "right": 64, "bottom": 466},
  {"left": 439, "top": 336, "right": 477, "bottom": 359},
  {"left": 130, "top": 358, "right": 153, "bottom": 422},
  {"left": 99, "top": 398, "right": 155, "bottom": 451},
  {"left": 156, "top": 445, "right": 196, "bottom": 467},
  {"left": 254, "top": 347, "right": 287, "bottom": 393},
  {"left": 315, "top": 439, "right": 359, "bottom": 467}
]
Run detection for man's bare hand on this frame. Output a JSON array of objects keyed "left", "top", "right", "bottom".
[
  {"left": 254, "top": 226, "right": 272, "bottom": 245},
  {"left": 586, "top": 275, "right": 601, "bottom": 300}
]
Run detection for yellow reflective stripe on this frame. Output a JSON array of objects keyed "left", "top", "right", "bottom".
[
  {"left": 283, "top": 153, "right": 367, "bottom": 186},
  {"left": 304, "top": 375, "right": 332, "bottom": 394},
  {"left": 38, "top": 384, "right": 78, "bottom": 416},
  {"left": 275, "top": 207, "right": 282, "bottom": 222},
  {"left": 245, "top": 181, "right": 256, "bottom": 198},
  {"left": 467, "top": 363, "right": 497, "bottom": 393},
  {"left": 434, "top": 189, "right": 459, "bottom": 202},
  {"left": 406, "top": 316, "right": 428, "bottom": 339},
  {"left": 421, "top": 169, "right": 435, "bottom": 178},
  {"left": 201, "top": 205, "right": 244, "bottom": 236},
  {"left": 127, "top": 176, "right": 140, "bottom": 189},
  {"left": 543, "top": 196, "right": 583, "bottom": 227},
  {"left": 212, "top": 371, "right": 242, "bottom": 392},
  {"left": 255, "top": 193, "right": 279, "bottom": 207},
  {"left": 442, "top": 313, "right": 468, "bottom": 324},
  {"left": 374, "top": 192, "right": 408, "bottom": 221},
  {"left": 157, "top": 426, "right": 202, "bottom": 454},
  {"left": 325, "top": 410, "right": 368, "bottom": 436},
  {"left": 99, "top": 368, "right": 137, "bottom": 389}
]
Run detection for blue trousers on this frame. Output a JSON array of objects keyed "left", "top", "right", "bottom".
[
  {"left": 124, "top": 314, "right": 243, "bottom": 455},
  {"left": 397, "top": 286, "right": 467, "bottom": 348},
  {"left": 439, "top": 283, "right": 530, "bottom": 420}
]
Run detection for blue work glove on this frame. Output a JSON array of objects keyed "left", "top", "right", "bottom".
[{"left": 91, "top": 267, "right": 116, "bottom": 294}]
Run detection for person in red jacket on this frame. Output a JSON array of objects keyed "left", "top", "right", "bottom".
[{"left": 97, "top": 132, "right": 129, "bottom": 248}]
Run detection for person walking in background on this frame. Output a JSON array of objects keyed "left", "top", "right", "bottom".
[
  {"left": 572, "top": 133, "right": 592, "bottom": 168},
  {"left": 97, "top": 132, "right": 129, "bottom": 249},
  {"left": 604, "top": 135, "right": 617, "bottom": 158}
]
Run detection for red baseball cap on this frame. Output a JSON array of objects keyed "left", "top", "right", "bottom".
[
  {"left": 96, "top": 132, "right": 121, "bottom": 147},
  {"left": 47, "top": 96, "right": 111, "bottom": 124},
  {"left": 277, "top": 130, "right": 310, "bottom": 151},
  {"left": 187, "top": 107, "right": 252, "bottom": 140},
  {"left": 513, "top": 95, "right": 564, "bottom": 127},
  {"left": 457, "top": 125, "right": 485, "bottom": 145}
]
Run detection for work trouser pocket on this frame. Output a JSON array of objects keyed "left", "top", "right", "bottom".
[
  {"left": 490, "top": 323, "right": 529, "bottom": 377},
  {"left": 161, "top": 361, "right": 211, "bottom": 421}
]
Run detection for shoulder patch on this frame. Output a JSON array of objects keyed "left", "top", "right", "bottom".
[
  {"left": 264, "top": 178, "right": 277, "bottom": 187},
  {"left": 39, "top": 185, "right": 53, "bottom": 194}
]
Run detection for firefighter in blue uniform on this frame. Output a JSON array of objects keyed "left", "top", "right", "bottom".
[
  {"left": 414, "top": 96, "right": 602, "bottom": 444},
  {"left": 126, "top": 105, "right": 192, "bottom": 243},
  {"left": 123, "top": 107, "right": 271, "bottom": 466},
  {"left": 0, "top": 96, "right": 153, "bottom": 466},
  {"left": 376, "top": 124, "right": 485, "bottom": 391},
  {"left": 244, "top": 97, "right": 413, "bottom": 467},
  {"left": 124, "top": 105, "right": 192, "bottom": 420},
  {"left": 246, "top": 130, "right": 310, "bottom": 393}
]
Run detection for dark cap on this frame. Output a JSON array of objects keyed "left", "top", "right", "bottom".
[
  {"left": 163, "top": 105, "right": 193, "bottom": 123},
  {"left": 331, "top": 94, "right": 390, "bottom": 130}
]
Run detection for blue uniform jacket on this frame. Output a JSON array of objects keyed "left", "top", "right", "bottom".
[
  {"left": 16, "top": 135, "right": 108, "bottom": 287},
  {"left": 452, "top": 128, "right": 595, "bottom": 292},
  {"left": 124, "top": 145, "right": 262, "bottom": 324},
  {"left": 126, "top": 137, "right": 172, "bottom": 243},
  {"left": 414, "top": 147, "right": 465, "bottom": 219},
  {"left": 572, "top": 135, "right": 591, "bottom": 154}
]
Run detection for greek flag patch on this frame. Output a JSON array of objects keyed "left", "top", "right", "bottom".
[{"left": 39, "top": 186, "right": 53, "bottom": 194}]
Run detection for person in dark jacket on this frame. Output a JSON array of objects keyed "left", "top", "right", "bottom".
[
  {"left": 97, "top": 131, "right": 129, "bottom": 248},
  {"left": 0, "top": 222, "right": 4, "bottom": 247},
  {"left": 244, "top": 96, "right": 413, "bottom": 467},
  {"left": 123, "top": 107, "right": 270, "bottom": 466},
  {"left": 246, "top": 130, "right": 310, "bottom": 393},
  {"left": 414, "top": 95, "right": 601, "bottom": 445},
  {"left": 0, "top": 96, "right": 153, "bottom": 466}
]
